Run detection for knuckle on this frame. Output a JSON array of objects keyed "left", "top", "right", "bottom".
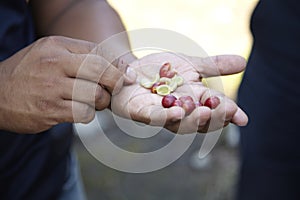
[
  {"left": 36, "top": 99, "right": 49, "bottom": 112},
  {"left": 34, "top": 37, "right": 65, "bottom": 70},
  {"left": 36, "top": 99, "right": 56, "bottom": 113},
  {"left": 44, "top": 36, "right": 63, "bottom": 45},
  {"left": 94, "top": 86, "right": 111, "bottom": 109},
  {"left": 39, "top": 55, "right": 60, "bottom": 67},
  {"left": 38, "top": 50, "right": 62, "bottom": 68},
  {"left": 94, "top": 85, "right": 104, "bottom": 102},
  {"left": 79, "top": 104, "right": 95, "bottom": 123},
  {"left": 43, "top": 76, "right": 62, "bottom": 89},
  {"left": 37, "top": 36, "right": 61, "bottom": 48}
]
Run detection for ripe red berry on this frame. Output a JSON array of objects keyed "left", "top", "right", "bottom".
[
  {"left": 172, "top": 99, "right": 183, "bottom": 107},
  {"left": 204, "top": 96, "right": 220, "bottom": 109},
  {"left": 162, "top": 94, "right": 177, "bottom": 108},
  {"left": 159, "top": 62, "right": 177, "bottom": 78},
  {"left": 179, "top": 96, "right": 196, "bottom": 116},
  {"left": 178, "top": 96, "right": 193, "bottom": 102}
]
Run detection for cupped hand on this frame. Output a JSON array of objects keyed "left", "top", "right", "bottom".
[{"left": 111, "top": 52, "right": 248, "bottom": 134}]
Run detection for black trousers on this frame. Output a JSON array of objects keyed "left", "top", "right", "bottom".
[{"left": 236, "top": 47, "right": 300, "bottom": 200}]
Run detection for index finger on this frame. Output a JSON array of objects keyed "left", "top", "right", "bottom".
[
  {"left": 46, "top": 36, "right": 97, "bottom": 54},
  {"left": 64, "top": 54, "right": 125, "bottom": 93},
  {"left": 189, "top": 55, "right": 247, "bottom": 77}
]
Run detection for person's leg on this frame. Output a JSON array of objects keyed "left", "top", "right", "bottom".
[
  {"left": 58, "top": 150, "right": 87, "bottom": 200},
  {"left": 236, "top": 51, "right": 300, "bottom": 200}
]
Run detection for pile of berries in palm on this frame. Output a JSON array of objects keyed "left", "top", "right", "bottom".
[{"left": 140, "top": 62, "right": 220, "bottom": 115}]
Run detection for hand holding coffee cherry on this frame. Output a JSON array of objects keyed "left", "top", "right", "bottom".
[
  {"left": 111, "top": 52, "right": 248, "bottom": 134},
  {"left": 140, "top": 61, "right": 222, "bottom": 116}
]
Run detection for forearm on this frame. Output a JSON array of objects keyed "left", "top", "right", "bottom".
[{"left": 30, "top": 0, "right": 135, "bottom": 68}]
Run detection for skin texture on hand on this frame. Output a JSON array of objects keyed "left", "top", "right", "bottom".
[
  {"left": 0, "top": 36, "right": 128, "bottom": 134},
  {"left": 111, "top": 52, "right": 248, "bottom": 134},
  {"left": 1, "top": 0, "right": 246, "bottom": 134},
  {"left": 0, "top": 1, "right": 136, "bottom": 134}
]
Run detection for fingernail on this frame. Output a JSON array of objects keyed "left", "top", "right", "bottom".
[
  {"left": 125, "top": 67, "right": 137, "bottom": 83},
  {"left": 234, "top": 108, "right": 249, "bottom": 126}
]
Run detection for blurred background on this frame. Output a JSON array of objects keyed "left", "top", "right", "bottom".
[{"left": 74, "top": 0, "right": 258, "bottom": 199}]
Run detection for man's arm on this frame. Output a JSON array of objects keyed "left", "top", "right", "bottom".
[
  {"left": 30, "top": 0, "right": 136, "bottom": 68},
  {"left": 0, "top": 0, "right": 134, "bottom": 133}
]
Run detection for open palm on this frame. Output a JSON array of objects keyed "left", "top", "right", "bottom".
[{"left": 111, "top": 52, "right": 248, "bottom": 134}]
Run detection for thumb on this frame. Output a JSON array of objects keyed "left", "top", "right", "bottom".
[{"left": 189, "top": 55, "right": 247, "bottom": 77}]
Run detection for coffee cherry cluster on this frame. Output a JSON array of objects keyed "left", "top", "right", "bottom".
[
  {"left": 140, "top": 62, "right": 220, "bottom": 115},
  {"left": 162, "top": 94, "right": 220, "bottom": 116},
  {"left": 140, "top": 62, "right": 183, "bottom": 96}
]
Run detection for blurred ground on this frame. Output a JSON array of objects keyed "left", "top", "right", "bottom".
[
  {"left": 74, "top": 113, "right": 240, "bottom": 200},
  {"left": 74, "top": 1, "right": 258, "bottom": 200},
  {"left": 75, "top": 139, "right": 239, "bottom": 200}
]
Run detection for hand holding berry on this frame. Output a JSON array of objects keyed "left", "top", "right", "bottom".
[{"left": 111, "top": 52, "right": 248, "bottom": 134}]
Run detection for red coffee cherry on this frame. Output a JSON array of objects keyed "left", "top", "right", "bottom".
[
  {"left": 161, "top": 94, "right": 177, "bottom": 108},
  {"left": 172, "top": 99, "right": 183, "bottom": 107},
  {"left": 179, "top": 96, "right": 196, "bottom": 116},
  {"left": 159, "top": 62, "right": 177, "bottom": 78},
  {"left": 204, "top": 96, "right": 220, "bottom": 109}
]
